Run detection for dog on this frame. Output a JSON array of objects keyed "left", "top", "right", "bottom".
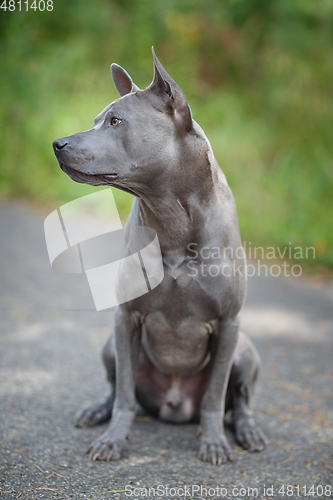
[{"left": 53, "top": 48, "right": 266, "bottom": 464}]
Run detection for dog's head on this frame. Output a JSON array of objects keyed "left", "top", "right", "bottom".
[{"left": 53, "top": 48, "right": 194, "bottom": 197}]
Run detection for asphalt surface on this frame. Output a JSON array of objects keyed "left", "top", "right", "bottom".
[{"left": 0, "top": 200, "right": 332, "bottom": 500}]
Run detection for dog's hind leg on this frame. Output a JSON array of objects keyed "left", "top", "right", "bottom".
[
  {"left": 74, "top": 334, "right": 115, "bottom": 428},
  {"left": 226, "top": 331, "right": 267, "bottom": 451}
]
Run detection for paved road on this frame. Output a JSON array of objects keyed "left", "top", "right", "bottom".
[{"left": 0, "top": 201, "right": 332, "bottom": 499}]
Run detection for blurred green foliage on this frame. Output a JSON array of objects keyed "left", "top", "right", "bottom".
[{"left": 0, "top": 0, "right": 332, "bottom": 267}]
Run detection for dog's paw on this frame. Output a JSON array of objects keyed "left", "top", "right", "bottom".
[
  {"left": 74, "top": 397, "right": 113, "bottom": 428},
  {"left": 87, "top": 408, "right": 134, "bottom": 461},
  {"left": 198, "top": 435, "right": 232, "bottom": 465},
  {"left": 88, "top": 434, "right": 125, "bottom": 461},
  {"left": 235, "top": 420, "right": 267, "bottom": 451}
]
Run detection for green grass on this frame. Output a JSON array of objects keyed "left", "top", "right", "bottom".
[
  {"left": 0, "top": 0, "right": 332, "bottom": 269},
  {"left": 192, "top": 90, "right": 333, "bottom": 268}
]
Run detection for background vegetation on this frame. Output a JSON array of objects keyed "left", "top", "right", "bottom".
[{"left": 1, "top": 0, "right": 332, "bottom": 268}]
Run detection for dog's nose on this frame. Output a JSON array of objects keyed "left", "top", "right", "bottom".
[{"left": 53, "top": 138, "right": 68, "bottom": 151}]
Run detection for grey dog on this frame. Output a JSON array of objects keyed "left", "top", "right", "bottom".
[{"left": 53, "top": 48, "right": 266, "bottom": 464}]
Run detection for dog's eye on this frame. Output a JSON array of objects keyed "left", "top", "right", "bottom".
[{"left": 111, "top": 117, "right": 121, "bottom": 127}]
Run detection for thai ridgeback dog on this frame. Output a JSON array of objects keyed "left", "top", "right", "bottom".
[{"left": 53, "top": 48, "right": 266, "bottom": 464}]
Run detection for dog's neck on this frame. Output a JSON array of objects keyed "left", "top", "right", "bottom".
[
  {"left": 138, "top": 192, "right": 194, "bottom": 241},
  {"left": 136, "top": 170, "right": 220, "bottom": 263},
  {"left": 137, "top": 194, "right": 197, "bottom": 268},
  {"left": 131, "top": 128, "right": 227, "bottom": 262}
]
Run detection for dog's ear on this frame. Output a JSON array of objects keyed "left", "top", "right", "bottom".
[
  {"left": 111, "top": 64, "right": 140, "bottom": 96},
  {"left": 147, "top": 47, "right": 192, "bottom": 131}
]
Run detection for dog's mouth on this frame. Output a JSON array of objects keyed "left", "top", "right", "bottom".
[
  {"left": 58, "top": 163, "right": 138, "bottom": 198},
  {"left": 59, "top": 163, "right": 119, "bottom": 186}
]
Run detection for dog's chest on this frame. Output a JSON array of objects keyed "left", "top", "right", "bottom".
[
  {"left": 142, "top": 309, "right": 211, "bottom": 375},
  {"left": 132, "top": 251, "right": 234, "bottom": 322}
]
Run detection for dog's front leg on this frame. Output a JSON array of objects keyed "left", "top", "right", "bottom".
[
  {"left": 199, "top": 317, "right": 240, "bottom": 465},
  {"left": 88, "top": 307, "right": 141, "bottom": 461}
]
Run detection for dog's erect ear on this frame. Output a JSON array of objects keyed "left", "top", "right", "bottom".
[
  {"left": 147, "top": 47, "right": 192, "bottom": 130},
  {"left": 111, "top": 64, "right": 140, "bottom": 96}
]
